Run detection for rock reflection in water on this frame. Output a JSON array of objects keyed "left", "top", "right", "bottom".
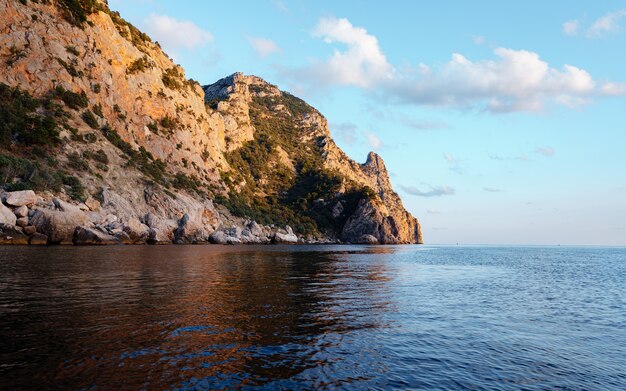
[{"left": 0, "top": 245, "right": 393, "bottom": 389}]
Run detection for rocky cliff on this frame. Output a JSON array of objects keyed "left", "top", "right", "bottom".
[{"left": 0, "top": 0, "right": 422, "bottom": 245}]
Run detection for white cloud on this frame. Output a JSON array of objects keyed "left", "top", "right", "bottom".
[
  {"left": 587, "top": 10, "right": 626, "bottom": 37},
  {"left": 483, "top": 187, "right": 502, "bottom": 193},
  {"left": 330, "top": 122, "right": 357, "bottom": 145},
  {"left": 400, "top": 116, "right": 448, "bottom": 130},
  {"left": 473, "top": 35, "right": 485, "bottom": 45},
  {"left": 143, "top": 14, "right": 213, "bottom": 54},
  {"left": 366, "top": 132, "right": 383, "bottom": 150},
  {"left": 563, "top": 20, "right": 579, "bottom": 36},
  {"left": 400, "top": 185, "right": 456, "bottom": 197},
  {"left": 535, "top": 146, "right": 556, "bottom": 157},
  {"left": 248, "top": 36, "right": 282, "bottom": 58},
  {"left": 489, "top": 153, "right": 529, "bottom": 162},
  {"left": 295, "top": 16, "right": 393, "bottom": 88},
  {"left": 388, "top": 48, "right": 599, "bottom": 113},
  {"left": 601, "top": 82, "right": 626, "bottom": 95},
  {"left": 284, "top": 17, "right": 624, "bottom": 114},
  {"left": 427, "top": 209, "right": 442, "bottom": 214}
]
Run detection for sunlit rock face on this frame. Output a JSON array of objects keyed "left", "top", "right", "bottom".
[{"left": 0, "top": 0, "right": 422, "bottom": 244}]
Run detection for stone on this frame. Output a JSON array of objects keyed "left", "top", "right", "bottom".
[
  {"left": 224, "top": 226, "right": 242, "bottom": 238},
  {"left": 209, "top": 230, "right": 228, "bottom": 244},
  {"left": 0, "top": 224, "right": 29, "bottom": 245},
  {"left": 16, "top": 217, "right": 29, "bottom": 227},
  {"left": 123, "top": 217, "right": 149, "bottom": 244},
  {"left": 24, "top": 225, "right": 37, "bottom": 235},
  {"left": 332, "top": 202, "right": 344, "bottom": 218},
  {"left": 85, "top": 197, "right": 101, "bottom": 211},
  {"left": 30, "top": 205, "right": 90, "bottom": 244},
  {"left": 73, "top": 227, "right": 120, "bottom": 245},
  {"left": 5, "top": 190, "right": 37, "bottom": 207},
  {"left": 114, "top": 231, "right": 133, "bottom": 245},
  {"left": 356, "top": 234, "right": 379, "bottom": 244},
  {"left": 0, "top": 202, "right": 17, "bottom": 226},
  {"left": 272, "top": 231, "right": 298, "bottom": 244},
  {"left": 14, "top": 206, "right": 28, "bottom": 218},
  {"left": 144, "top": 214, "right": 176, "bottom": 244},
  {"left": 247, "top": 220, "right": 263, "bottom": 236},
  {"left": 29, "top": 233, "right": 48, "bottom": 245}
]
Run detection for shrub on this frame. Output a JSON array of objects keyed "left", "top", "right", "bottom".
[
  {"left": 0, "top": 83, "right": 60, "bottom": 147},
  {"left": 66, "top": 152, "right": 89, "bottom": 171},
  {"left": 162, "top": 67, "right": 182, "bottom": 90},
  {"left": 6, "top": 45, "right": 26, "bottom": 67},
  {"left": 126, "top": 55, "right": 152, "bottom": 74},
  {"left": 93, "top": 103, "right": 103, "bottom": 118},
  {"left": 66, "top": 46, "right": 80, "bottom": 56},
  {"left": 81, "top": 110, "right": 99, "bottom": 129},
  {"left": 54, "top": 86, "right": 88, "bottom": 110},
  {"left": 92, "top": 83, "right": 101, "bottom": 93}
]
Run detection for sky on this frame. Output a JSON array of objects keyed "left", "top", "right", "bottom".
[{"left": 108, "top": 0, "right": 626, "bottom": 245}]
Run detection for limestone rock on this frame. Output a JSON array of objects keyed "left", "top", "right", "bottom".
[
  {"left": 16, "top": 217, "right": 28, "bottom": 227},
  {"left": 272, "top": 230, "right": 298, "bottom": 244},
  {"left": 0, "top": 224, "right": 29, "bottom": 245},
  {"left": 85, "top": 197, "right": 101, "bottom": 212},
  {"left": 123, "top": 217, "right": 150, "bottom": 244},
  {"left": 29, "top": 233, "right": 48, "bottom": 245},
  {"left": 73, "top": 227, "right": 120, "bottom": 245},
  {"left": 5, "top": 190, "right": 37, "bottom": 207},
  {"left": 24, "top": 225, "right": 37, "bottom": 235},
  {"left": 356, "top": 234, "right": 379, "bottom": 244},
  {"left": 13, "top": 206, "right": 28, "bottom": 218},
  {"left": 0, "top": 203, "right": 17, "bottom": 226},
  {"left": 30, "top": 204, "right": 90, "bottom": 244}
]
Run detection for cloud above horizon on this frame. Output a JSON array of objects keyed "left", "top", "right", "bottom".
[
  {"left": 564, "top": 9, "right": 626, "bottom": 38},
  {"left": 400, "top": 185, "right": 456, "bottom": 197},
  {"left": 284, "top": 16, "right": 625, "bottom": 113},
  {"left": 248, "top": 36, "right": 282, "bottom": 58},
  {"left": 143, "top": 14, "right": 213, "bottom": 55},
  {"left": 535, "top": 146, "right": 556, "bottom": 157}
]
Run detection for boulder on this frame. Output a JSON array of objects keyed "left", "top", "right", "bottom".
[
  {"left": 24, "top": 225, "right": 37, "bottom": 235},
  {"left": 5, "top": 190, "right": 37, "bottom": 207},
  {"left": 16, "top": 217, "right": 29, "bottom": 227},
  {"left": 84, "top": 197, "right": 101, "bottom": 211},
  {"left": 0, "top": 203, "right": 17, "bottom": 226},
  {"left": 13, "top": 206, "right": 28, "bottom": 218},
  {"left": 224, "top": 226, "right": 242, "bottom": 238},
  {"left": 0, "top": 224, "right": 29, "bottom": 245},
  {"left": 144, "top": 214, "right": 176, "bottom": 244},
  {"left": 355, "top": 234, "right": 379, "bottom": 244},
  {"left": 209, "top": 230, "right": 228, "bottom": 244},
  {"left": 122, "top": 217, "right": 149, "bottom": 244},
  {"left": 73, "top": 227, "right": 120, "bottom": 245},
  {"left": 272, "top": 231, "right": 298, "bottom": 244},
  {"left": 208, "top": 230, "right": 241, "bottom": 245},
  {"left": 29, "top": 233, "right": 48, "bottom": 245},
  {"left": 114, "top": 231, "right": 133, "bottom": 245},
  {"left": 30, "top": 202, "right": 90, "bottom": 244},
  {"left": 247, "top": 220, "right": 263, "bottom": 236}
]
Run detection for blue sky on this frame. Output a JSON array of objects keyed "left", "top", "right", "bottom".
[{"left": 109, "top": 0, "right": 626, "bottom": 245}]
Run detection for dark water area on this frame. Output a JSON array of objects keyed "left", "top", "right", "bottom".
[{"left": 0, "top": 245, "right": 625, "bottom": 390}]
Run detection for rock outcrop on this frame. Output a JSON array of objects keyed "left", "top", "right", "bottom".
[{"left": 0, "top": 0, "right": 423, "bottom": 245}]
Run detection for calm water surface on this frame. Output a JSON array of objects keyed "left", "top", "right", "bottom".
[{"left": 0, "top": 245, "right": 625, "bottom": 390}]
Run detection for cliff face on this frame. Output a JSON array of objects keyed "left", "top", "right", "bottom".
[{"left": 0, "top": 0, "right": 422, "bottom": 244}]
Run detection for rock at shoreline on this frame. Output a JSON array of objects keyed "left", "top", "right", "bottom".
[
  {"left": 5, "top": 190, "right": 37, "bottom": 207},
  {"left": 29, "top": 233, "right": 48, "bottom": 245},
  {"left": 123, "top": 217, "right": 150, "bottom": 244},
  {"left": 74, "top": 227, "right": 120, "bottom": 245},
  {"left": 356, "top": 234, "right": 379, "bottom": 244},
  {"left": 30, "top": 201, "right": 90, "bottom": 244},
  {"left": 0, "top": 224, "right": 29, "bottom": 245},
  {"left": 0, "top": 203, "right": 17, "bottom": 226}
]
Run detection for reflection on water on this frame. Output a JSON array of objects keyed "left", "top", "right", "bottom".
[{"left": 0, "top": 245, "right": 625, "bottom": 389}]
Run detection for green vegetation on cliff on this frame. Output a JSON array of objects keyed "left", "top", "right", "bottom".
[{"left": 217, "top": 88, "right": 375, "bottom": 236}]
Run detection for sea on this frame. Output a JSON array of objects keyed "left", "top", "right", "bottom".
[{"left": 0, "top": 245, "right": 624, "bottom": 390}]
